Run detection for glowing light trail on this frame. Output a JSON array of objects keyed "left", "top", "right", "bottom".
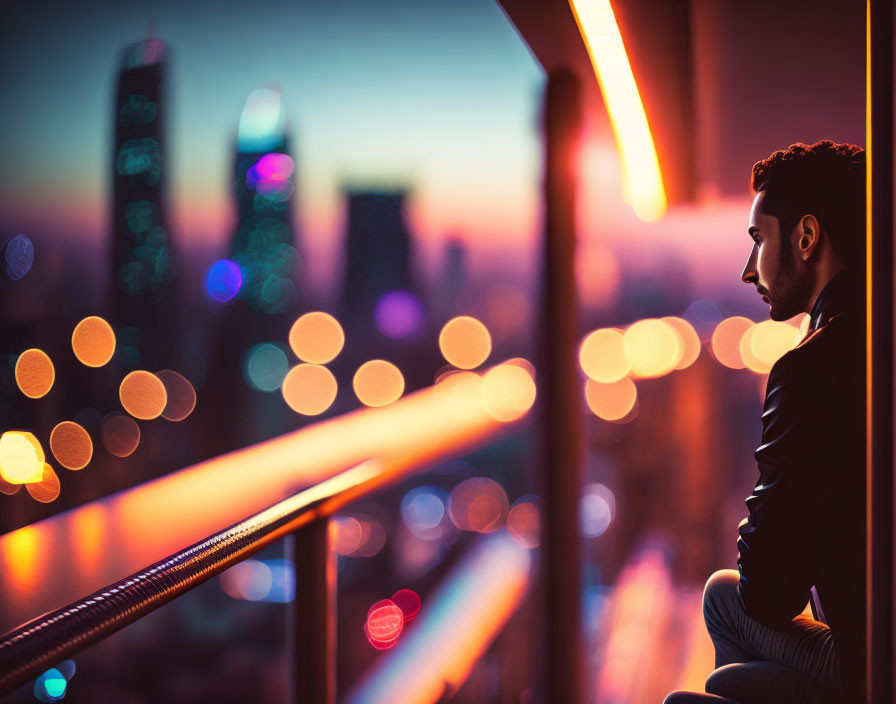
[{"left": 569, "top": 0, "right": 667, "bottom": 221}]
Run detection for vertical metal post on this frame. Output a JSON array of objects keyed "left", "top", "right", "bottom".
[
  {"left": 866, "top": 1, "right": 894, "bottom": 702},
  {"left": 292, "top": 518, "right": 336, "bottom": 704},
  {"left": 539, "top": 68, "right": 584, "bottom": 704}
]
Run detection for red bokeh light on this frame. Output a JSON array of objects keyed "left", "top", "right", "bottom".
[
  {"left": 391, "top": 589, "right": 422, "bottom": 623},
  {"left": 365, "top": 599, "right": 404, "bottom": 648}
]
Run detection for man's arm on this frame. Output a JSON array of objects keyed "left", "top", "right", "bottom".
[{"left": 737, "top": 350, "right": 818, "bottom": 626}]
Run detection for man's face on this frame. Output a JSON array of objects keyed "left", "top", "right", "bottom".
[{"left": 741, "top": 190, "right": 812, "bottom": 321}]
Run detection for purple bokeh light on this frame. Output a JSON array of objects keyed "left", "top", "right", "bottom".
[
  {"left": 375, "top": 290, "right": 425, "bottom": 339},
  {"left": 246, "top": 152, "right": 294, "bottom": 189}
]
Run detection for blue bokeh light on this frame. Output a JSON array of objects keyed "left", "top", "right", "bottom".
[
  {"left": 5, "top": 234, "right": 34, "bottom": 280},
  {"left": 242, "top": 342, "right": 289, "bottom": 392},
  {"left": 34, "top": 667, "right": 67, "bottom": 702},
  {"left": 205, "top": 259, "right": 243, "bottom": 302}
]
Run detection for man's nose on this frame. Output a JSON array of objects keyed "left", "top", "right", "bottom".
[{"left": 741, "top": 244, "right": 759, "bottom": 285}]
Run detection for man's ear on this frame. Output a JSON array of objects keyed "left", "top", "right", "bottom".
[{"left": 797, "top": 214, "right": 821, "bottom": 261}]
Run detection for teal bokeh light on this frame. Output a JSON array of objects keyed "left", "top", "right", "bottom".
[{"left": 242, "top": 342, "right": 289, "bottom": 392}]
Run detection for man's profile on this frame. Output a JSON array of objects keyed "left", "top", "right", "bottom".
[{"left": 665, "top": 141, "right": 866, "bottom": 704}]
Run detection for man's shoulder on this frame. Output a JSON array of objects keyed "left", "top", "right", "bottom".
[{"left": 769, "top": 310, "right": 863, "bottom": 387}]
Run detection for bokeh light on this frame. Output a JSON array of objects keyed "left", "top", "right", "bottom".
[
  {"left": 5, "top": 234, "right": 34, "bottom": 280},
  {"left": 584, "top": 377, "right": 637, "bottom": 421},
  {"left": 797, "top": 312, "right": 811, "bottom": 338},
  {"left": 365, "top": 599, "right": 404, "bottom": 648},
  {"left": 156, "top": 370, "right": 197, "bottom": 421},
  {"left": 204, "top": 259, "right": 242, "bottom": 302},
  {"left": 101, "top": 413, "right": 141, "bottom": 458},
  {"left": 0, "top": 474, "right": 22, "bottom": 495},
  {"left": 15, "top": 348, "right": 55, "bottom": 399},
  {"left": 579, "top": 328, "right": 630, "bottom": 382},
  {"left": 504, "top": 357, "right": 537, "bottom": 378},
  {"left": 438, "top": 316, "right": 492, "bottom": 370},
  {"left": 34, "top": 667, "right": 67, "bottom": 703},
  {"left": 711, "top": 316, "right": 754, "bottom": 369},
  {"left": 661, "top": 316, "right": 701, "bottom": 370},
  {"left": 580, "top": 483, "right": 616, "bottom": 538},
  {"left": 623, "top": 319, "right": 682, "bottom": 378},
  {"left": 49, "top": 422, "right": 93, "bottom": 470},
  {"left": 448, "top": 477, "right": 509, "bottom": 533},
  {"left": 479, "top": 363, "right": 536, "bottom": 422},
  {"left": 119, "top": 370, "right": 168, "bottom": 420},
  {"left": 507, "top": 498, "right": 541, "bottom": 549},
  {"left": 288, "top": 312, "right": 345, "bottom": 364},
  {"left": 26, "top": 464, "right": 61, "bottom": 503},
  {"left": 264, "top": 559, "right": 297, "bottom": 603},
  {"left": 219, "top": 559, "right": 273, "bottom": 601},
  {"left": 401, "top": 486, "right": 448, "bottom": 540},
  {"left": 331, "top": 516, "right": 364, "bottom": 556},
  {"left": 391, "top": 589, "right": 422, "bottom": 623},
  {"left": 281, "top": 363, "right": 338, "bottom": 415},
  {"left": 353, "top": 360, "right": 405, "bottom": 407},
  {"left": 682, "top": 299, "right": 725, "bottom": 342},
  {"left": 375, "top": 290, "right": 425, "bottom": 339},
  {"left": 71, "top": 316, "right": 116, "bottom": 368},
  {"left": 741, "top": 320, "right": 802, "bottom": 374},
  {"left": 352, "top": 514, "right": 388, "bottom": 558},
  {"left": 243, "top": 343, "right": 290, "bottom": 392},
  {"left": 0, "top": 431, "right": 45, "bottom": 484}
]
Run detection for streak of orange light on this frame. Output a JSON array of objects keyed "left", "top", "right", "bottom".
[
  {"left": 438, "top": 316, "right": 492, "bottom": 370},
  {"left": 49, "top": 421, "right": 93, "bottom": 470},
  {"left": 479, "top": 363, "right": 536, "bottom": 422},
  {"left": 14, "top": 348, "right": 55, "bottom": 399},
  {"left": 288, "top": 312, "right": 345, "bottom": 364},
  {"left": 0, "top": 525, "right": 44, "bottom": 600},
  {"left": 569, "top": 0, "right": 667, "bottom": 221},
  {"left": 71, "top": 316, "right": 116, "bottom": 367},
  {"left": 119, "top": 371, "right": 168, "bottom": 420},
  {"left": 710, "top": 316, "right": 754, "bottom": 370},
  {"left": 71, "top": 503, "right": 108, "bottom": 574}
]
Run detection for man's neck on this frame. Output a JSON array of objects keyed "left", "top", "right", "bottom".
[{"left": 805, "top": 260, "right": 846, "bottom": 315}]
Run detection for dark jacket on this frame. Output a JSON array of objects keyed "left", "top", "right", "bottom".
[{"left": 736, "top": 270, "right": 866, "bottom": 702}]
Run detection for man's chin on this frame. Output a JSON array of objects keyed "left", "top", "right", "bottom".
[{"left": 768, "top": 304, "right": 794, "bottom": 322}]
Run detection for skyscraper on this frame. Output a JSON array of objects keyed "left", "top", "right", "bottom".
[
  {"left": 110, "top": 38, "right": 178, "bottom": 369},
  {"left": 342, "top": 190, "right": 413, "bottom": 330}
]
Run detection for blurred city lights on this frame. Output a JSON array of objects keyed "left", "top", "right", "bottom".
[
  {"left": 580, "top": 483, "right": 616, "bottom": 538},
  {"left": 623, "top": 319, "right": 682, "bottom": 378},
  {"left": 220, "top": 559, "right": 273, "bottom": 601},
  {"left": 71, "top": 316, "right": 116, "bottom": 368},
  {"left": 392, "top": 589, "right": 422, "bottom": 623},
  {"left": 0, "top": 474, "right": 22, "bottom": 495},
  {"left": 584, "top": 377, "right": 638, "bottom": 421},
  {"left": 281, "top": 363, "right": 338, "bottom": 415},
  {"left": 246, "top": 152, "right": 295, "bottom": 189},
  {"left": 4, "top": 234, "right": 34, "bottom": 280},
  {"left": 401, "top": 486, "right": 448, "bottom": 540},
  {"left": 263, "top": 558, "right": 296, "bottom": 603},
  {"left": 503, "top": 357, "right": 537, "bottom": 378},
  {"left": 331, "top": 515, "right": 364, "bottom": 556},
  {"left": 366, "top": 599, "right": 404, "bottom": 648},
  {"left": 352, "top": 513, "right": 388, "bottom": 558},
  {"left": 479, "top": 363, "right": 536, "bottom": 422},
  {"left": 119, "top": 370, "right": 168, "bottom": 420},
  {"left": 156, "top": 370, "right": 197, "bottom": 421},
  {"left": 710, "top": 316, "right": 754, "bottom": 369},
  {"left": 34, "top": 667, "right": 67, "bottom": 702},
  {"left": 375, "top": 290, "right": 425, "bottom": 339},
  {"left": 243, "top": 342, "right": 290, "bottom": 392},
  {"left": 579, "top": 328, "right": 630, "bottom": 382},
  {"left": 570, "top": 0, "right": 667, "bottom": 221},
  {"left": 507, "top": 498, "right": 541, "bottom": 549},
  {"left": 661, "top": 317, "right": 701, "bottom": 370},
  {"left": 353, "top": 360, "right": 405, "bottom": 407},
  {"left": 237, "top": 88, "right": 286, "bottom": 153},
  {"left": 438, "top": 316, "right": 492, "bottom": 370},
  {"left": 101, "top": 413, "right": 141, "bottom": 458},
  {"left": 682, "top": 299, "right": 725, "bottom": 342},
  {"left": 0, "top": 431, "right": 45, "bottom": 484},
  {"left": 204, "top": 259, "right": 242, "bottom": 302},
  {"left": 25, "top": 464, "right": 61, "bottom": 503},
  {"left": 448, "top": 477, "right": 509, "bottom": 533},
  {"left": 49, "top": 421, "right": 93, "bottom": 470},
  {"left": 741, "top": 319, "right": 802, "bottom": 374},
  {"left": 15, "top": 348, "right": 55, "bottom": 399},
  {"left": 288, "top": 312, "right": 345, "bottom": 364}
]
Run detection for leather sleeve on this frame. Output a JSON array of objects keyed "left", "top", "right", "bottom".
[{"left": 736, "top": 350, "right": 818, "bottom": 626}]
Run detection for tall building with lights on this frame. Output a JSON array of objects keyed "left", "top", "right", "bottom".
[
  {"left": 110, "top": 38, "right": 179, "bottom": 369},
  {"left": 342, "top": 190, "right": 413, "bottom": 332}
]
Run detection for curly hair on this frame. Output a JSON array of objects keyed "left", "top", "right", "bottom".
[{"left": 750, "top": 140, "right": 865, "bottom": 267}]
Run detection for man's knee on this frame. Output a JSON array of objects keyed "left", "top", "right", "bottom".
[{"left": 703, "top": 569, "right": 742, "bottom": 626}]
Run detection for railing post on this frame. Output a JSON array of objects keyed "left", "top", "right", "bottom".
[
  {"left": 539, "top": 68, "right": 584, "bottom": 704},
  {"left": 291, "top": 518, "right": 336, "bottom": 704}
]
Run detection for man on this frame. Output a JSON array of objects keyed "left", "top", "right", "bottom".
[{"left": 665, "top": 141, "right": 866, "bottom": 704}]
